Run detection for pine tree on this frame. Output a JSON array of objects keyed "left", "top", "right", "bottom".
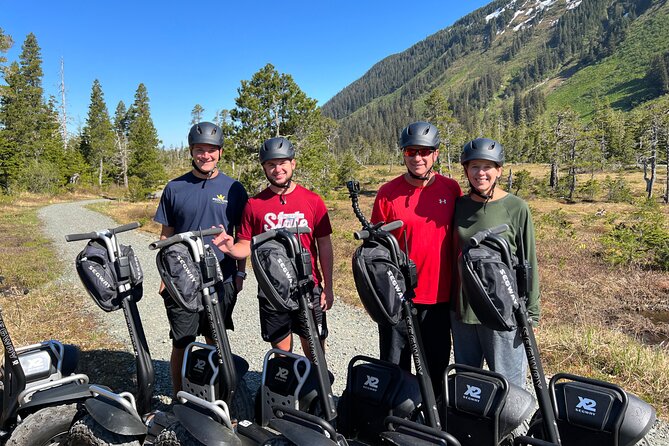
[
  {"left": 190, "top": 104, "right": 204, "bottom": 125},
  {"left": 112, "top": 101, "right": 130, "bottom": 187},
  {"left": 230, "top": 63, "right": 319, "bottom": 155},
  {"left": 423, "top": 89, "right": 462, "bottom": 176},
  {"left": 79, "top": 79, "right": 115, "bottom": 186},
  {"left": 127, "top": 83, "right": 165, "bottom": 191},
  {"left": 0, "top": 33, "right": 65, "bottom": 192}
]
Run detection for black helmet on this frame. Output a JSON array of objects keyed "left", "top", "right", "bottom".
[
  {"left": 461, "top": 138, "right": 504, "bottom": 166},
  {"left": 259, "top": 137, "right": 295, "bottom": 164},
  {"left": 400, "top": 121, "right": 440, "bottom": 149},
  {"left": 188, "top": 122, "right": 223, "bottom": 147}
]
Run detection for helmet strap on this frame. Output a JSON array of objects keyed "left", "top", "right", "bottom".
[
  {"left": 407, "top": 166, "right": 433, "bottom": 182},
  {"left": 191, "top": 159, "right": 217, "bottom": 177},
  {"left": 468, "top": 178, "right": 497, "bottom": 203}
]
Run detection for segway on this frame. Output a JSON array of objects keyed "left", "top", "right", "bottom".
[
  {"left": 235, "top": 226, "right": 342, "bottom": 446},
  {"left": 65, "top": 222, "right": 159, "bottom": 445},
  {"left": 338, "top": 180, "right": 442, "bottom": 444},
  {"left": 148, "top": 227, "right": 253, "bottom": 445},
  {"left": 344, "top": 181, "right": 536, "bottom": 446},
  {"left": 462, "top": 225, "right": 656, "bottom": 446},
  {"left": 0, "top": 279, "right": 92, "bottom": 445}
]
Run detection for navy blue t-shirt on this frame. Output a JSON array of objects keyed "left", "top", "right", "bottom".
[{"left": 154, "top": 171, "right": 248, "bottom": 281}]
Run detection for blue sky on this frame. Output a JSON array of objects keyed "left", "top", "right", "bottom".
[{"left": 2, "top": 1, "right": 491, "bottom": 148}]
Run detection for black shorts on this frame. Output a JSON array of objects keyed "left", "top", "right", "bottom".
[
  {"left": 258, "top": 285, "right": 328, "bottom": 344},
  {"left": 163, "top": 281, "right": 237, "bottom": 349}
]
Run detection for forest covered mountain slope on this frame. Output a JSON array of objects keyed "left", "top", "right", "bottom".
[{"left": 322, "top": 0, "right": 669, "bottom": 152}]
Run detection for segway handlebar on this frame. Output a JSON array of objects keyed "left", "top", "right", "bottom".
[
  {"left": 148, "top": 227, "right": 223, "bottom": 250},
  {"left": 469, "top": 224, "right": 509, "bottom": 247},
  {"left": 251, "top": 227, "right": 311, "bottom": 246},
  {"left": 354, "top": 220, "right": 403, "bottom": 240},
  {"left": 65, "top": 222, "right": 141, "bottom": 242}
]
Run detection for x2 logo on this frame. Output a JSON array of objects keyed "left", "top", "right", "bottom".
[
  {"left": 275, "top": 367, "right": 289, "bottom": 382},
  {"left": 575, "top": 397, "right": 597, "bottom": 415},
  {"left": 194, "top": 359, "right": 206, "bottom": 371},
  {"left": 463, "top": 385, "right": 482, "bottom": 402},
  {"left": 363, "top": 375, "right": 380, "bottom": 391}
]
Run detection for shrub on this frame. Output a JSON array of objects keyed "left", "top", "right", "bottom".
[
  {"left": 601, "top": 200, "right": 669, "bottom": 270},
  {"left": 578, "top": 178, "right": 601, "bottom": 202},
  {"left": 603, "top": 175, "right": 633, "bottom": 203}
]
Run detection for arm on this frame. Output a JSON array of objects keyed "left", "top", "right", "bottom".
[
  {"left": 522, "top": 208, "right": 541, "bottom": 325},
  {"left": 212, "top": 228, "right": 251, "bottom": 260},
  {"left": 316, "top": 235, "right": 334, "bottom": 311},
  {"left": 233, "top": 225, "right": 248, "bottom": 292}
]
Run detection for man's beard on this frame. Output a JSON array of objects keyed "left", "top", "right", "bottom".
[{"left": 266, "top": 171, "right": 293, "bottom": 188}]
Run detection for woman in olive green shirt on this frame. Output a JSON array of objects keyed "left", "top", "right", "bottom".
[{"left": 450, "top": 138, "right": 540, "bottom": 389}]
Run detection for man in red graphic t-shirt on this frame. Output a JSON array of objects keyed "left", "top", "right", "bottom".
[
  {"left": 213, "top": 137, "right": 334, "bottom": 357},
  {"left": 372, "top": 121, "right": 462, "bottom": 396}
]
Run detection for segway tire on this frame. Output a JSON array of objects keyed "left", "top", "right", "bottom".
[
  {"left": 154, "top": 422, "right": 201, "bottom": 446},
  {"left": 6, "top": 403, "right": 78, "bottom": 446},
  {"left": 67, "top": 414, "right": 141, "bottom": 446}
]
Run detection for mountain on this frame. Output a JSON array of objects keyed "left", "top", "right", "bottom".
[{"left": 322, "top": 0, "right": 669, "bottom": 153}]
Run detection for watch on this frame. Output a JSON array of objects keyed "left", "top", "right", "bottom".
[{"left": 236, "top": 271, "right": 247, "bottom": 280}]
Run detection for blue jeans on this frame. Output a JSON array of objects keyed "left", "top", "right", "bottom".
[{"left": 450, "top": 311, "right": 527, "bottom": 389}]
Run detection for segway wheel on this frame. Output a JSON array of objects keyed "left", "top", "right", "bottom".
[
  {"left": 154, "top": 422, "right": 202, "bottom": 446},
  {"left": 6, "top": 403, "right": 78, "bottom": 446},
  {"left": 67, "top": 414, "right": 141, "bottom": 446}
]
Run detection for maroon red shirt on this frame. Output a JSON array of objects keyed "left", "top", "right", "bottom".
[
  {"left": 238, "top": 184, "right": 332, "bottom": 286},
  {"left": 371, "top": 174, "right": 462, "bottom": 305}
]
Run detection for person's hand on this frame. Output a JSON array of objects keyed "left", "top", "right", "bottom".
[
  {"left": 212, "top": 225, "right": 234, "bottom": 253},
  {"left": 235, "top": 276, "right": 244, "bottom": 293},
  {"left": 320, "top": 287, "right": 334, "bottom": 311}
]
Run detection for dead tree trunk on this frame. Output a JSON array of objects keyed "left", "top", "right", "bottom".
[{"left": 568, "top": 140, "right": 577, "bottom": 201}]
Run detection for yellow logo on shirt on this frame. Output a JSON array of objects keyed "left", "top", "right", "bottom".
[{"left": 212, "top": 194, "right": 228, "bottom": 205}]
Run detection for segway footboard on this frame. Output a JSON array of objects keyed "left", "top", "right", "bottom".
[
  {"left": 337, "top": 356, "right": 422, "bottom": 444},
  {"left": 380, "top": 416, "right": 461, "bottom": 445},
  {"left": 257, "top": 349, "right": 332, "bottom": 426}
]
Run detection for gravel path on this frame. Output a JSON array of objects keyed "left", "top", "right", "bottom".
[
  {"left": 38, "top": 199, "right": 379, "bottom": 399},
  {"left": 38, "top": 199, "right": 668, "bottom": 445}
]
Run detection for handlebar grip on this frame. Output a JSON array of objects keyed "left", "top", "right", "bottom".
[
  {"left": 354, "top": 230, "right": 369, "bottom": 240},
  {"left": 65, "top": 231, "right": 99, "bottom": 242},
  {"left": 252, "top": 227, "right": 312, "bottom": 246},
  {"left": 149, "top": 237, "right": 177, "bottom": 250},
  {"left": 380, "top": 220, "right": 403, "bottom": 232},
  {"left": 148, "top": 228, "right": 224, "bottom": 250},
  {"left": 469, "top": 224, "right": 509, "bottom": 247},
  {"left": 112, "top": 222, "right": 141, "bottom": 233}
]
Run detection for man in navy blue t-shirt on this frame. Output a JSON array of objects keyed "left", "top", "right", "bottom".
[{"left": 154, "top": 121, "right": 248, "bottom": 395}]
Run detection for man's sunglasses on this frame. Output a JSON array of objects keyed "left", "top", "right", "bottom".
[{"left": 403, "top": 148, "right": 435, "bottom": 157}]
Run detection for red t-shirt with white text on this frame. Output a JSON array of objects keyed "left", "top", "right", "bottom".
[
  {"left": 371, "top": 174, "right": 462, "bottom": 305},
  {"left": 238, "top": 184, "right": 332, "bottom": 286}
]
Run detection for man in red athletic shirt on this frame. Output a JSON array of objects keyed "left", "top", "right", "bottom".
[
  {"left": 371, "top": 121, "right": 462, "bottom": 395},
  {"left": 213, "top": 137, "right": 334, "bottom": 358}
]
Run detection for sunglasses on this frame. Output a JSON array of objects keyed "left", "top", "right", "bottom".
[{"left": 403, "top": 148, "right": 435, "bottom": 157}]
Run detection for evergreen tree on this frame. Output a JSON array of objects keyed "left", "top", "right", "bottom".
[
  {"left": 423, "top": 89, "right": 462, "bottom": 176},
  {"left": 0, "top": 33, "right": 65, "bottom": 192},
  {"left": 79, "top": 79, "right": 115, "bottom": 185},
  {"left": 190, "top": 104, "right": 204, "bottom": 125},
  {"left": 113, "top": 101, "right": 130, "bottom": 187},
  {"left": 127, "top": 83, "right": 165, "bottom": 191},
  {"left": 230, "top": 63, "right": 319, "bottom": 154},
  {"left": 229, "top": 63, "right": 324, "bottom": 192}
]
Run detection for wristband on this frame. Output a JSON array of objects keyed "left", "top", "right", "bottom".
[{"left": 236, "top": 271, "right": 247, "bottom": 279}]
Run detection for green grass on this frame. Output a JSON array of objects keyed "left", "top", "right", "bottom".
[{"left": 546, "top": 1, "right": 669, "bottom": 117}]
